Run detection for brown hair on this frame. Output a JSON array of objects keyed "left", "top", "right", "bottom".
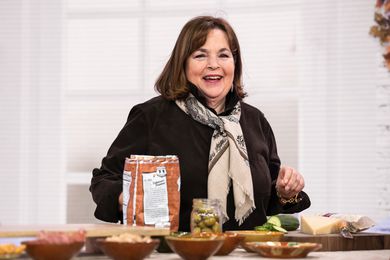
[{"left": 155, "top": 16, "right": 246, "bottom": 100}]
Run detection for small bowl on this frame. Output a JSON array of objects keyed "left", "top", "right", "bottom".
[
  {"left": 0, "top": 243, "right": 26, "bottom": 259},
  {"left": 215, "top": 232, "right": 244, "bottom": 256},
  {"left": 153, "top": 236, "right": 172, "bottom": 253},
  {"left": 247, "top": 241, "right": 322, "bottom": 258},
  {"left": 0, "top": 253, "right": 24, "bottom": 259},
  {"left": 97, "top": 239, "right": 159, "bottom": 260},
  {"left": 165, "top": 235, "right": 225, "bottom": 260},
  {"left": 231, "top": 230, "right": 284, "bottom": 252},
  {"left": 155, "top": 232, "right": 191, "bottom": 253},
  {"left": 22, "top": 241, "right": 84, "bottom": 260}
]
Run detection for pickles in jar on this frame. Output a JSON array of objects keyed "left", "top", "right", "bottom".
[{"left": 190, "top": 199, "right": 222, "bottom": 234}]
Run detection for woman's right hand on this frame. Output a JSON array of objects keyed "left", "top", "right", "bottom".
[{"left": 276, "top": 166, "right": 305, "bottom": 199}]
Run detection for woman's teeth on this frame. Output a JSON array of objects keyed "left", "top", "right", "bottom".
[{"left": 203, "top": 76, "right": 222, "bottom": 80}]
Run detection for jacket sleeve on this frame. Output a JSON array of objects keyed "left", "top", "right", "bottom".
[
  {"left": 89, "top": 105, "right": 149, "bottom": 223},
  {"left": 264, "top": 120, "right": 311, "bottom": 216}
]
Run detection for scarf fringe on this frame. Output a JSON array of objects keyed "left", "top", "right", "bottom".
[
  {"left": 237, "top": 204, "right": 256, "bottom": 226},
  {"left": 229, "top": 171, "right": 256, "bottom": 225},
  {"left": 215, "top": 178, "right": 231, "bottom": 224}
]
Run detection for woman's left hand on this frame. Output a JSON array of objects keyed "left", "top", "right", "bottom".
[{"left": 276, "top": 166, "right": 305, "bottom": 199}]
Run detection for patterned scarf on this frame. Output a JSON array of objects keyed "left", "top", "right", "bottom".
[{"left": 175, "top": 94, "right": 255, "bottom": 225}]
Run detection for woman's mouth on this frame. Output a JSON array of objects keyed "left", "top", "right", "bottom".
[{"left": 203, "top": 75, "right": 223, "bottom": 81}]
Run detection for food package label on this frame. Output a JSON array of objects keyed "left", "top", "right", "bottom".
[{"left": 142, "top": 167, "right": 169, "bottom": 225}]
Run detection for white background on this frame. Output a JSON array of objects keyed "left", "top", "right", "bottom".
[{"left": 0, "top": 0, "right": 389, "bottom": 225}]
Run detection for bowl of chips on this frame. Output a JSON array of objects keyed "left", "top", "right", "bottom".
[{"left": 0, "top": 243, "right": 26, "bottom": 259}]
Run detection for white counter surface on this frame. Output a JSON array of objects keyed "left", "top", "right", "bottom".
[{"left": 64, "top": 248, "right": 390, "bottom": 260}]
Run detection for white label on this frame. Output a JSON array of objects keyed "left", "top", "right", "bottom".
[
  {"left": 142, "top": 167, "right": 169, "bottom": 225},
  {"left": 122, "top": 171, "right": 132, "bottom": 224}
]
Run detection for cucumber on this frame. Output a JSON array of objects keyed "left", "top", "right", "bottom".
[
  {"left": 267, "top": 216, "right": 282, "bottom": 227},
  {"left": 254, "top": 222, "right": 287, "bottom": 233},
  {"left": 271, "top": 225, "right": 288, "bottom": 233},
  {"left": 267, "top": 214, "right": 300, "bottom": 231},
  {"left": 254, "top": 223, "right": 274, "bottom": 231},
  {"left": 254, "top": 215, "right": 299, "bottom": 233}
]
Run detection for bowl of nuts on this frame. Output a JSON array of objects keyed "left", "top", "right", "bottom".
[{"left": 97, "top": 233, "right": 159, "bottom": 260}]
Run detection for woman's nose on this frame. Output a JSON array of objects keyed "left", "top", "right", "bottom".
[{"left": 207, "top": 56, "right": 220, "bottom": 70}]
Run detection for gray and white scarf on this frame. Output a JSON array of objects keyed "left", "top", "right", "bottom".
[{"left": 175, "top": 94, "right": 255, "bottom": 225}]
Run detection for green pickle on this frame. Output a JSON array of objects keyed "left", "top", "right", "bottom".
[
  {"left": 190, "top": 198, "right": 222, "bottom": 234},
  {"left": 204, "top": 216, "right": 216, "bottom": 226},
  {"left": 198, "top": 221, "right": 206, "bottom": 229}
]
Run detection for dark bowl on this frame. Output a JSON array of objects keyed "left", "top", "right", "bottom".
[
  {"left": 97, "top": 239, "right": 159, "bottom": 260},
  {"left": 165, "top": 235, "right": 225, "bottom": 260},
  {"left": 153, "top": 232, "right": 191, "bottom": 253},
  {"left": 215, "top": 232, "right": 244, "bottom": 256},
  {"left": 152, "top": 236, "right": 172, "bottom": 253},
  {"left": 22, "top": 241, "right": 84, "bottom": 260}
]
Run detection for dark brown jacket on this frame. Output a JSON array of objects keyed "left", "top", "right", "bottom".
[{"left": 90, "top": 91, "right": 310, "bottom": 231}]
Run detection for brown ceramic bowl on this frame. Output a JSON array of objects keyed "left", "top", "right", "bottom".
[
  {"left": 215, "top": 232, "right": 244, "bottom": 256},
  {"left": 22, "top": 241, "right": 84, "bottom": 260},
  {"left": 231, "top": 230, "right": 284, "bottom": 252},
  {"left": 97, "top": 239, "right": 159, "bottom": 260},
  {"left": 165, "top": 235, "right": 225, "bottom": 260},
  {"left": 247, "top": 241, "right": 322, "bottom": 258}
]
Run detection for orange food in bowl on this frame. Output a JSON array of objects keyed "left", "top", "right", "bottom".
[{"left": 0, "top": 243, "right": 26, "bottom": 259}]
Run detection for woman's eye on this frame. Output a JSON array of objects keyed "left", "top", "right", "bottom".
[
  {"left": 219, "top": 53, "right": 230, "bottom": 58},
  {"left": 194, "top": 54, "right": 206, "bottom": 59}
]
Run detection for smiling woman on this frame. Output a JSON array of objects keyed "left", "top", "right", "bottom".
[
  {"left": 0, "top": 0, "right": 381, "bottom": 228},
  {"left": 90, "top": 15, "right": 310, "bottom": 232}
]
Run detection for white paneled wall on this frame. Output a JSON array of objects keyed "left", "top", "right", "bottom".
[
  {"left": 298, "top": 0, "right": 379, "bottom": 219},
  {"left": 67, "top": 0, "right": 140, "bottom": 10},
  {"left": 0, "top": 0, "right": 387, "bottom": 224},
  {"left": 0, "top": 0, "right": 65, "bottom": 224},
  {"left": 0, "top": 0, "right": 23, "bottom": 224},
  {"left": 229, "top": 9, "right": 300, "bottom": 95},
  {"left": 66, "top": 18, "right": 141, "bottom": 94}
]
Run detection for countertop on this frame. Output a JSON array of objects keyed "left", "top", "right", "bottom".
[
  {"left": 90, "top": 248, "right": 390, "bottom": 260},
  {"left": 13, "top": 248, "right": 390, "bottom": 260}
]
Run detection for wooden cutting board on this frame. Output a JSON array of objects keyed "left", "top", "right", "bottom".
[
  {"left": 284, "top": 231, "right": 390, "bottom": 251},
  {"left": 0, "top": 223, "right": 170, "bottom": 238}
]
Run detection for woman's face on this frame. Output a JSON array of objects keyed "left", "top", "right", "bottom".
[{"left": 185, "top": 29, "right": 235, "bottom": 107}]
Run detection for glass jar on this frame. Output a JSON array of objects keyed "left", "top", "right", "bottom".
[{"left": 190, "top": 198, "right": 223, "bottom": 234}]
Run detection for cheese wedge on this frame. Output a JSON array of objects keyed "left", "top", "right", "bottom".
[{"left": 300, "top": 215, "right": 343, "bottom": 235}]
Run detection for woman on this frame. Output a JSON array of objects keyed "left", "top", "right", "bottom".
[{"left": 90, "top": 16, "right": 310, "bottom": 231}]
